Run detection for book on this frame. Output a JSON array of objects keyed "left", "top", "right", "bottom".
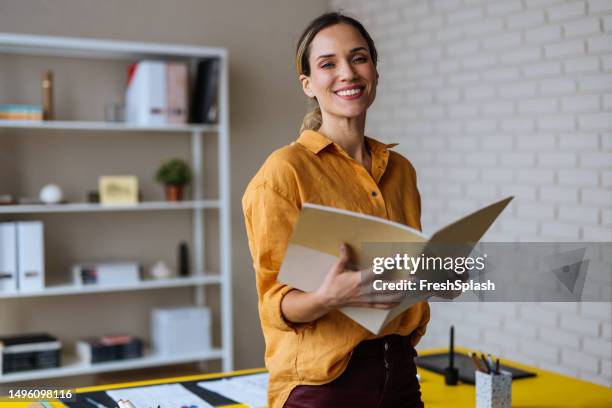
[
  {"left": 190, "top": 58, "right": 220, "bottom": 124},
  {"left": 125, "top": 61, "right": 189, "bottom": 125},
  {"left": 278, "top": 197, "right": 513, "bottom": 334},
  {"left": 0, "top": 104, "right": 43, "bottom": 121},
  {"left": 166, "top": 62, "right": 189, "bottom": 124},
  {"left": 125, "top": 60, "right": 166, "bottom": 125}
]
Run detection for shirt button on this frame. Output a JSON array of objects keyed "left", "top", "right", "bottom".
[
  {"left": 371, "top": 191, "right": 378, "bottom": 197},
  {"left": 384, "top": 341, "right": 389, "bottom": 351}
]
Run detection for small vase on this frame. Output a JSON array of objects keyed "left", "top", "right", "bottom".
[{"left": 165, "top": 185, "right": 184, "bottom": 202}]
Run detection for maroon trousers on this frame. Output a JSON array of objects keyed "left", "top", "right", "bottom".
[{"left": 284, "top": 334, "right": 424, "bottom": 408}]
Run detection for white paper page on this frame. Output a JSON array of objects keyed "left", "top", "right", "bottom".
[
  {"left": 198, "top": 373, "right": 268, "bottom": 408},
  {"left": 107, "top": 383, "right": 213, "bottom": 408}
]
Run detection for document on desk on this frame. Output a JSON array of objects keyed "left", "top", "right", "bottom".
[
  {"left": 198, "top": 372, "right": 268, "bottom": 408},
  {"left": 107, "top": 383, "right": 214, "bottom": 408}
]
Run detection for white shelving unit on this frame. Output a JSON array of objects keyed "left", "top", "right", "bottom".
[
  {"left": 0, "top": 119, "right": 217, "bottom": 133},
  {"left": 0, "top": 348, "right": 225, "bottom": 383},
  {"left": 0, "top": 275, "right": 221, "bottom": 300},
  {"left": 0, "top": 33, "right": 233, "bottom": 381},
  {"left": 0, "top": 200, "right": 220, "bottom": 214}
]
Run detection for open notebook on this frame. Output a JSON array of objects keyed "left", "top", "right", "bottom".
[{"left": 278, "top": 197, "right": 513, "bottom": 334}]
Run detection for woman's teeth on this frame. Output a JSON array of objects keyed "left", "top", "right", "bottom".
[{"left": 336, "top": 88, "right": 363, "bottom": 96}]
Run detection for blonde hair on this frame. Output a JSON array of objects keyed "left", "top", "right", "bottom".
[
  {"left": 300, "top": 102, "right": 322, "bottom": 132},
  {"left": 295, "top": 12, "right": 378, "bottom": 132}
]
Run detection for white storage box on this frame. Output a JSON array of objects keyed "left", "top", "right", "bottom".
[
  {"left": 0, "top": 222, "right": 18, "bottom": 294},
  {"left": 16, "top": 221, "right": 45, "bottom": 293},
  {"left": 72, "top": 262, "right": 141, "bottom": 286},
  {"left": 151, "top": 306, "right": 211, "bottom": 355}
]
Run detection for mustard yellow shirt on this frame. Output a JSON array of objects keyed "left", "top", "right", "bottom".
[{"left": 242, "top": 130, "right": 430, "bottom": 408}]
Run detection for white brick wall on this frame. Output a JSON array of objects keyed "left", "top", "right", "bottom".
[{"left": 331, "top": 0, "right": 612, "bottom": 386}]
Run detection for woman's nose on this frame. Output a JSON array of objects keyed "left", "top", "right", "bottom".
[{"left": 338, "top": 60, "right": 358, "bottom": 81}]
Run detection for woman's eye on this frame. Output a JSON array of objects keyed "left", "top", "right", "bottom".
[
  {"left": 321, "top": 62, "right": 334, "bottom": 69},
  {"left": 353, "top": 56, "right": 367, "bottom": 63}
]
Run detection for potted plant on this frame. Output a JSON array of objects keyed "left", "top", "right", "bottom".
[{"left": 155, "top": 158, "right": 192, "bottom": 202}]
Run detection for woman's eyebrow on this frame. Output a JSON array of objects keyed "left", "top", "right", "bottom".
[{"left": 315, "top": 47, "right": 368, "bottom": 60}]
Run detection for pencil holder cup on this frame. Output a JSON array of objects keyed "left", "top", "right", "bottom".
[{"left": 475, "top": 370, "right": 512, "bottom": 408}]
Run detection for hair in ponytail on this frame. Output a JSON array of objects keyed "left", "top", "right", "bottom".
[
  {"left": 295, "top": 12, "right": 377, "bottom": 132},
  {"left": 300, "top": 102, "right": 322, "bottom": 132}
]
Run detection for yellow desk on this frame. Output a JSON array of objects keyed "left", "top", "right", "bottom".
[
  {"left": 418, "top": 348, "right": 612, "bottom": 408},
  {"left": 4, "top": 348, "right": 611, "bottom": 407}
]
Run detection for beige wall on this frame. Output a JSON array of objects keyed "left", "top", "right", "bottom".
[{"left": 0, "top": 0, "right": 328, "bottom": 387}]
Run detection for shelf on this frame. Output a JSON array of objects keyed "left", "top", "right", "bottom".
[
  {"left": 0, "top": 120, "right": 218, "bottom": 133},
  {"left": 0, "top": 200, "right": 220, "bottom": 214},
  {"left": 0, "top": 31, "right": 234, "bottom": 375},
  {"left": 0, "top": 275, "right": 221, "bottom": 299},
  {"left": 0, "top": 32, "right": 226, "bottom": 60},
  {"left": 0, "top": 348, "right": 224, "bottom": 383}
]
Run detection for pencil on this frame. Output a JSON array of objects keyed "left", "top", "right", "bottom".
[
  {"left": 480, "top": 353, "right": 491, "bottom": 374},
  {"left": 471, "top": 352, "right": 486, "bottom": 372}
]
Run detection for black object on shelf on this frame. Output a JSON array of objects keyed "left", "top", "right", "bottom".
[
  {"left": 87, "top": 190, "right": 100, "bottom": 203},
  {"left": 77, "top": 335, "right": 143, "bottom": 364},
  {"left": 190, "top": 58, "right": 220, "bottom": 124},
  {"left": 0, "top": 333, "right": 61, "bottom": 374},
  {"left": 179, "top": 241, "right": 190, "bottom": 276}
]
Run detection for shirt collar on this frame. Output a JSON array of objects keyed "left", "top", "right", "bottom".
[{"left": 296, "top": 129, "right": 398, "bottom": 155}]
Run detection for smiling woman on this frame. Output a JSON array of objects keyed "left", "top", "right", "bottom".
[
  {"left": 242, "top": 12, "right": 428, "bottom": 408},
  {"left": 297, "top": 16, "right": 378, "bottom": 137}
]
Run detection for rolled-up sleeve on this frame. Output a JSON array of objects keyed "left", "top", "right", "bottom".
[{"left": 243, "top": 182, "right": 301, "bottom": 332}]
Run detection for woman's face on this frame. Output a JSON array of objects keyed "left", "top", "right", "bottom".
[{"left": 300, "top": 23, "right": 378, "bottom": 120}]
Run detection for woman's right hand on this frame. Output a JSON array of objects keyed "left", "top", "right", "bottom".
[{"left": 314, "top": 243, "right": 406, "bottom": 311}]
